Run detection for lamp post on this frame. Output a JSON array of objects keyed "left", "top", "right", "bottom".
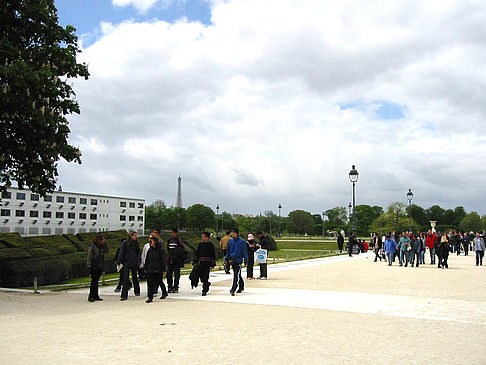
[
  {"left": 349, "top": 165, "right": 359, "bottom": 236},
  {"left": 216, "top": 204, "right": 219, "bottom": 235},
  {"left": 322, "top": 211, "right": 325, "bottom": 238},
  {"left": 278, "top": 204, "right": 282, "bottom": 238},
  {"left": 407, "top": 189, "right": 413, "bottom": 232}
]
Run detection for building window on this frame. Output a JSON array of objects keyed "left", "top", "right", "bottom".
[
  {"left": 15, "top": 210, "right": 25, "bottom": 217},
  {"left": 120, "top": 215, "right": 126, "bottom": 221},
  {"left": 90, "top": 199, "right": 97, "bottom": 205},
  {"left": 1, "top": 191, "right": 11, "bottom": 199},
  {"left": 30, "top": 211, "right": 39, "bottom": 218},
  {"left": 79, "top": 213, "right": 87, "bottom": 219},
  {"left": 68, "top": 212, "right": 75, "bottom": 219},
  {"left": 129, "top": 202, "right": 135, "bottom": 208},
  {"left": 29, "top": 227, "right": 39, "bottom": 235},
  {"left": 138, "top": 202, "right": 144, "bottom": 209},
  {"left": 16, "top": 192, "right": 26, "bottom": 200},
  {"left": 56, "top": 196, "right": 64, "bottom": 203},
  {"left": 68, "top": 197, "right": 76, "bottom": 204},
  {"left": 42, "top": 227, "right": 51, "bottom": 235},
  {"left": 80, "top": 198, "right": 87, "bottom": 204},
  {"left": 56, "top": 212, "right": 64, "bottom": 219},
  {"left": 1, "top": 209, "right": 10, "bottom": 216},
  {"left": 30, "top": 194, "right": 40, "bottom": 201},
  {"left": 44, "top": 195, "right": 52, "bottom": 202},
  {"left": 137, "top": 216, "right": 143, "bottom": 221},
  {"left": 129, "top": 216, "right": 135, "bottom": 221},
  {"left": 90, "top": 213, "right": 97, "bottom": 220},
  {"left": 120, "top": 201, "right": 127, "bottom": 208},
  {"left": 43, "top": 211, "right": 52, "bottom": 218}
]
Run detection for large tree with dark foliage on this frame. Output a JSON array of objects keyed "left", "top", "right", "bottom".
[{"left": 0, "top": 0, "right": 89, "bottom": 196}]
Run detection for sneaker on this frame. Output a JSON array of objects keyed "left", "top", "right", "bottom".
[
  {"left": 230, "top": 290, "right": 235, "bottom": 296},
  {"left": 236, "top": 289, "right": 243, "bottom": 293},
  {"left": 114, "top": 288, "right": 120, "bottom": 293},
  {"left": 88, "top": 298, "right": 95, "bottom": 302},
  {"left": 95, "top": 297, "right": 103, "bottom": 301},
  {"left": 146, "top": 298, "right": 153, "bottom": 303},
  {"left": 160, "top": 293, "right": 168, "bottom": 299},
  {"left": 260, "top": 277, "right": 267, "bottom": 280}
]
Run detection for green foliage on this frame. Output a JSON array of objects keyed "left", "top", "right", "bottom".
[
  {"left": 288, "top": 210, "right": 315, "bottom": 235},
  {"left": 186, "top": 204, "right": 216, "bottom": 230},
  {"left": 0, "top": 247, "right": 31, "bottom": 260},
  {"left": 0, "top": 0, "right": 89, "bottom": 196},
  {"left": 459, "top": 212, "right": 483, "bottom": 233},
  {"left": 325, "top": 206, "right": 347, "bottom": 227}
]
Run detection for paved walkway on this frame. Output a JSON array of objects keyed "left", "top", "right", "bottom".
[{"left": 1, "top": 252, "right": 485, "bottom": 364}]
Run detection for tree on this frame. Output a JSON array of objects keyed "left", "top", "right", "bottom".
[
  {"left": 425, "top": 205, "right": 445, "bottom": 223},
  {"left": 370, "top": 202, "right": 413, "bottom": 234},
  {"left": 355, "top": 204, "right": 381, "bottom": 236},
  {"left": 453, "top": 206, "right": 466, "bottom": 226},
  {"left": 1, "top": 0, "right": 89, "bottom": 196},
  {"left": 325, "top": 206, "right": 347, "bottom": 227},
  {"left": 186, "top": 204, "right": 215, "bottom": 230},
  {"left": 408, "top": 204, "right": 428, "bottom": 231},
  {"left": 287, "top": 210, "right": 314, "bottom": 235},
  {"left": 459, "top": 212, "right": 483, "bottom": 233}
]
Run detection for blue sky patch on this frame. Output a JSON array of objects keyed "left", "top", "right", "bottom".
[{"left": 340, "top": 100, "right": 406, "bottom": 120}]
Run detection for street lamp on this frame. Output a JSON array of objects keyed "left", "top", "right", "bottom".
[
  {"left": 407, "top": 189, "right": 413, "bottom": 232},
  {"left": 322, "top": 211, "right": 325, "bottom": 238},
  {"left": 278, "top": 204, "right": 282, "bottom": 238},
  {"left": 349, "top": 165, "right": 359, "bottom": 236},
  {"left": 216, "top": 204, "right": 219, "bottom": 235}
]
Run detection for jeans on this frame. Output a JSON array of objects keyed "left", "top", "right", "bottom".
[
  {"left": 419, "top": 251, "right": 425, "bottom": 264},
  {"left": 476, "top": 251, "right": 484, "bottom": 266},
  {"left": 121, "top": 265, "right": 140, "bottom": 299},
  {"left": 231, "top": 263, "right": 244, "bottom": 292},
  {"left": 429, "top": 248, "right": 436, "bottom": 264},
  {"left": 387, "top": 252, "right": 394, "bottom": 265},
  {"left": 167, "top": 263, "right": 181, "bottom": 290},
  {"left": 399, "top": 250, "right": 405, "bottom": 265},
  {"left": 88, "top": 268, "right": 102, "bottom": 300}
]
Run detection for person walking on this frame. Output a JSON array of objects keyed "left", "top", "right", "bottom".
[
  {"left": 425, "top": 230, "right": 437, "bottom": 265},
  {"left": 219, "top": 230, "right": 231, "bottom": 274},
  {"left": 438, "top": 233, "right": 451, "bottom": 269},
  {"left": 225, "top": 228, "right": 248, "bottom": 295},
  {"left": 462, "top": 232, "right": 470, "bottom": 256},
  {"left": 373, "top": 232, "right": 383, "bottom": 262},
  {"left": 399, "top": 232, "right": 411, "bottom": 267},
  {"left": 384, "top": 235, "right": 398, "bottom": 266},
  {"left": 473, "top": 232, "right": 485, "bottom": 266},
  {"left": 337, "top": 233, "right": 344, "bottom": 253},
  {"left": 116, "top": 231, "right": 141, "bottom": 301},
  {"left": 114, "top": 238, "right": 131, "bottom": 293},
  {"left": 144, "top": 236, "right": 168, "bottom": 303},
  {"left": 195, "top": 231, "right": 216, "bottom": 296},
  {"left": 348, "top": 232, "right": 357, "bottom": 257},
  {"left": 411, "top": 234, "right": 422, "bottom": 267},
  {"left": 256, "top": 231, "right": 270, "bottom": 279},
  {"left": 246, "top": 233, "right": 258, "bottom": 279},
  {"left": 86, "top": 233, "right": 108, "bottom": 302},
  {"left": 166, "top": 228, "right": 187, "bottom": 293}
]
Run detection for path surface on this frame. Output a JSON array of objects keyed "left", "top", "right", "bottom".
[{"left": 1, "top": 252, "right": 485, "bottom": 364}]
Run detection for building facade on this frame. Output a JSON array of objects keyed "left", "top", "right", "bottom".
[{"left": 0, "top": 187, "right": 145, "bottom": 236}]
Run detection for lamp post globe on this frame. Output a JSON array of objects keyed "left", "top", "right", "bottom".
[{"left": 348, "top": 165, "right": 359, "bottom": 236}]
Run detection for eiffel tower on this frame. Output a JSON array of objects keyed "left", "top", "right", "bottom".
[{"left": 176, "top": 174, "right": 182, "bottom": 208}]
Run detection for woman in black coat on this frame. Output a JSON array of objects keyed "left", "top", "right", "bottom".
[
  {"left": 144, "top": 236, "right": 168, "bottom": 303},
  {"left": 87, "top": 233, "right": 108, "bottom": 302}
]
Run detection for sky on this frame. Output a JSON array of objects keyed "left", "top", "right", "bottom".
[{"left": 52, "top": 0, "right": 486, "bottom": 217}]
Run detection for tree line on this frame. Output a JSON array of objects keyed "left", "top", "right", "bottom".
[{"left": 146, "top": 200, "right": 486, "bottom": 237}]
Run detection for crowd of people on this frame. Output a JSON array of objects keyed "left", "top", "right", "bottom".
[
  {"left": 366, "top": 230, "right": 485, "bottom": 268},
  {"left": 86, "top": 228, "right": 271, "bottom": 302}
]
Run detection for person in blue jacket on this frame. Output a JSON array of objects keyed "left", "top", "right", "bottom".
[
  {"left": 225, "top": 228, "right": 248, "bottom": 296},
  {"left": 384, "top": 234, "right": 398, "bottom": 266}
]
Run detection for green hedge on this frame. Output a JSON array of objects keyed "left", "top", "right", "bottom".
[{"left": 0, "top": 247, "right": 31, "bottom": 260}]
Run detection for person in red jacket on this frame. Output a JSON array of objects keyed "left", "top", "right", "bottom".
[{"left": 425, "top": 230, "right": 437, "bottom": 265}]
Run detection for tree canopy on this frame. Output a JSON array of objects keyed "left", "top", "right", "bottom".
[{"left": 1, "top": 0, "right": 89, "bottom": 196}]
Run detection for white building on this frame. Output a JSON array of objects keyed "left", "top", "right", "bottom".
[{"left": 0, "top": 187, "right": 145, "bottom": 236}]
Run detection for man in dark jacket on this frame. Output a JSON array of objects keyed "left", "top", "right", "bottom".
[
  {"left": 337, "top": 233, "right": 344, "bottom": 253},
  {"left": 226, "top": 228, "right": 248, "bottom": 295},
  {"left": 373, "top": 232, "right": 383, "bottom": 262},
  {"left": 256, "top": 231, "right": 270, "bottom": 279},
  {"left": 144, "top": 236, "right": 168, "bottom": 303},
  {"left": 87, "top": 233, "right": 108, "bottom": 302},
  {"left": 195, "top": 231, "right": 216, "bottom": 296},
  {"left": 348, "top": 232, "right": 357, "bottom": 257},
  {"left": 116, "top": 231, "right": 141, "bottom": 300},
  {"left": 166, "top": 228, "right": 187, "bottom": 293}
]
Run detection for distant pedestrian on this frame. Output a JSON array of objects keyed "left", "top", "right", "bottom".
[
  {"left": 256, "top": 231, "right": 270, "bottom": 279},
  {"left": 166, "top": 228, "right": 187, "bottom": 293},
  {"left": 220, "top": 230, "right": 231, "bottom": 274},
  {"left": 87, "top": 233, "right": 108, "bottom": 302},
  {"left": 114, "top": 238, "right": 131, "bottom": 293},
  {"left": 373, "top": 233, "right": 383, "bottom": 262},
  {"left": 195, "top": 231, "right": 216, "bottom": 296},
  {"left": 425, "top": 230, "right": 437, "bottom": 265},
  {"left": 384, "top": 235, "right": 398, "bottom": 266},
  {"left": 348, "top": 232, "right": 357, "bottom": 257},
  {"left": 246, "top": 233, "right": 258, "bottom": 279},
  {"left": 438, "top": 233, "right": 451, "bottom": 269},
  {"left": 462, "top": 232, "right": 470, "bottom": 256},
  {"left": 144, "top": 236, "right": 168, "bottom": 303},
  {"left": 411, "top": 234, "right": 423, "bottom": 267},
  {"left": 398, "top": 232, "right": 411, "bottom": 267},
  {"left": 225, "top": 228, "right": 248, "bottom": 295},
  {"left": 337, "top": 233, "right": 344, "bottom": 253},
  {"left": 116, "top": 231, "right": 141, "bottom": 301},
  {"left": 473, "top": 232, "right": 485, "bottom": 266}
]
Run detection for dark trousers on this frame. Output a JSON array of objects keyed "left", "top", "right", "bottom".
[
  {"left": 146, "top": 272, "right": 167, "bottom": 299},
  {"left": 121, "top": 265, "right": 140, "bottom": 298},
  {"left": 231, "top": 263, "right": 244, "bottom": 292},
  {"left": 440, "top": 255, "right": 449, "bottom": 268},
  {"left": 476, "top": 251, "right": 484, "bottom": 265},
  {"left": 88, "top": 269, "right": 102, "bottom": 300},
  {"left": 167, "top": 263, "right": 181, "bottom": 290},
  {"left": 222, "top": 249, "right": 230, "bottom": 274},
  {"left": 414, "top": 251, "right": 420, "bottom": 267},
  {"left": 464, "top": 246, "right": 469, "bottom": 256},
  {"left": 247, "top": 254, "right": 255, "bottom": 278},
  {"left": 259, "top": 263, "right": 268, "bottom": 278},
  {"left": 338, "top": 243, "right": 343, "bottom": 252},
  {"left": 199, "top": 265, "right": 211, "bottom": 293},
  {"left": 348, "top": 244, "right": 353, "bottom": 256},
  {"left": 374, "top": 249, "right": 382, "bottom": 261}
]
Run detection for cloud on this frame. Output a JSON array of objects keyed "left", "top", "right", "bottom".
[{"left": 61, "top": 0, "right": 486, "bottom": 216}]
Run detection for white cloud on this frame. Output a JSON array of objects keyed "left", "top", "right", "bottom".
[{"left": 61, "top": 0, "right": 486, "bottom": 216}]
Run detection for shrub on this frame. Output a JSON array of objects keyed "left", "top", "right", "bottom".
[
  {"left": 58, "top": 245, "right": 77, "bottom": 254},
  {"left": 0, "top": 248, "right": 31, "bottom": 261},
  {"left": 28, "top": 247, "right": 58, "bottom": 257}
]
